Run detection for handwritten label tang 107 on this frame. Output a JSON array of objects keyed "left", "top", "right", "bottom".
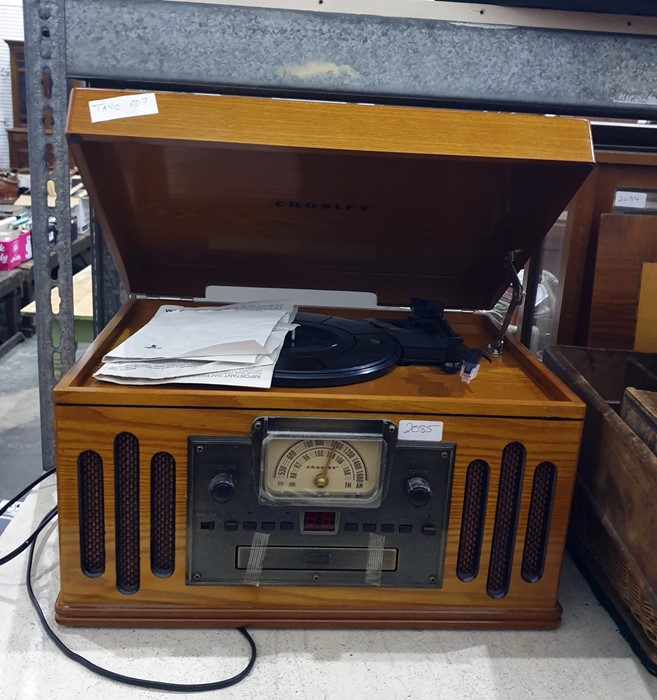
[{"left": 89, "top": 93, "right": 159, "bottom": 123}]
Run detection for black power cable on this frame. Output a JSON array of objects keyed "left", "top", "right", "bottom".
[
  {"left": 1, "top": 471, "right": 258, "bottom": 692},
  {"left": 0, "top": 468, "right": 56, "bottom": 566}
]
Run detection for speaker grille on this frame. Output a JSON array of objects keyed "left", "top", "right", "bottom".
[
  {"left": 151, "top": 451, "right": 176, "bottom": 578},
  {"left": 457, "top": 459, "right": 489, "bottom": 582},
  {"left": 521, "top": 461, "right": 557, "bottom": 583},
  {"left": 114, "top": 432, "right": 140, "bottom": 595},
  {"left": 487, "top": 442, "right": 525, "bottom": 599},
  {"left": 77, "top": 450, "right": 105, "bottom": 577}
]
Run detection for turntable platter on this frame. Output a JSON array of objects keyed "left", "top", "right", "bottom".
[{"left": 273, "top": 313, "right": 401, "bottom": 387}]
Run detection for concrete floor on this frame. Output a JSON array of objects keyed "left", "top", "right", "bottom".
[
  {"left": 1, "top": 335, "right": 657, "bottom": 697},
  {"left": 0, "top": 336, "right": 43, "bottom": 535}
]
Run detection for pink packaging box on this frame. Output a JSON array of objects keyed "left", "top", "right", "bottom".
[{"left": 0, "top": 229, "right": 32, "bottom": 271}]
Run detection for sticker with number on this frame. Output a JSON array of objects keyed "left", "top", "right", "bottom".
[
  {"left": 89, "top": 93, "right": 159, "bottom": 123},
  {"left": 614, "top": 191, "right": 647, "bottom": 209},
  {"left": 398, "top": 420, "right": 444, "bottom": 442}
]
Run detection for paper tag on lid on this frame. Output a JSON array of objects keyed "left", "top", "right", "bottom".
[{"left": 89, "top": 93, "right": 159, "bottom": 123}]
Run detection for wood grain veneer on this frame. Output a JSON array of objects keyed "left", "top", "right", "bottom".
[
  {"left": 66, "top": 88, "right": 593, "bottom": 310},
  {"left": 55, "top": 404, "right": 580, "bottom": 628},
  {"left": 55, "top": 91, "right": 588, "bottom": 629},
  {"left": 54, "top": 301, "right": 584, "bottom": 629}
]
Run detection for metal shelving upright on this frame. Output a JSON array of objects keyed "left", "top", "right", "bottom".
[{"left": 22, "top": 0, "right": 657, "bottom": 469}]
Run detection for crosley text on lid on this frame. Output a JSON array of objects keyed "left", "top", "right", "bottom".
[{"left": 66, "top": 88, "right": 594, "bottom": 310}]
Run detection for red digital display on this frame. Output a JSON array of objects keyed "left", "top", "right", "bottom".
[{"left": 303, "top": 511, "right": 336, "bottom": 532}]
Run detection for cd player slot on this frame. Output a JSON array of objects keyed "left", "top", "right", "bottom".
[{"left": 235, "top": 546, "right": 398, "bottom": 571}]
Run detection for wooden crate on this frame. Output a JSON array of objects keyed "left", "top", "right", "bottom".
[
  {"left": 543, "top": 346, "right": 657, "bottom": 671},
  {"left": 622, "top": 388, "right": 657, "bottom": 458}
]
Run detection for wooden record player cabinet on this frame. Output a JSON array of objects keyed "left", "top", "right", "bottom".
[{"left": 53, "top": 88, "right": 594, "bottom": 629}]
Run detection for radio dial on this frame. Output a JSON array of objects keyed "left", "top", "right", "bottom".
[
  {"left": 405, "top": 476, "right": 432, "bottom": 507},
  {"left": 209, "top": 473, "right": 237, "bottom": 503}
]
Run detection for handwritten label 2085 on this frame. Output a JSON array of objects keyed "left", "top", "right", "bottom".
[
  {"left": 88, "top": 93, "right": 159, "bottom": 123},
  {"left": 614, "top": 190, "right": 647, "bottom": 209},
  {"left": 398, "top": 420, "right": 444, "bottom": 442}
]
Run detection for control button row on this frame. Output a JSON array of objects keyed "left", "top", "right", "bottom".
[
  {"left": 343, "top": 523, "right": 420, "bottom": 534},
  {"left": 221, "top": 520, "right": 295, "bottom": 532},
  {"left": 207, "top": 520, "right": 437, "bottom": 535}
]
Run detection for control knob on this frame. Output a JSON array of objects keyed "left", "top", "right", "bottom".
[
  {"left": 209, "top": 472, "right": 237, "bottom": 503},
  {"left": 405, "top": 476, "right": 432, "bottom": 507}
]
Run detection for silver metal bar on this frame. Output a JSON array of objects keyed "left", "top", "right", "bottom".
[{"left": 24, "top": 0, "right": 75, "bottom": 470}]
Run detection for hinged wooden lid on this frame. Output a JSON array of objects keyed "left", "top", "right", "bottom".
[{"left": 66, "top": 88, "right": 593, "bottom": 309}]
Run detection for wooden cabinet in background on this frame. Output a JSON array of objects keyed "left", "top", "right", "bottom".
[
  {"left": 7, "top": 129, "right": 30, "bottom": 170},
  {"left": 589, "top": 213, "right": 657, "bottom": 349},
  {"left": 556, "top": 149, "right": 657, "bottom": 350},
  {"left": 6, "top": 39, "right": 30, "bottom": 169},
  {"left": 5, "top": 39, "right": 80, "bottom": 170}
]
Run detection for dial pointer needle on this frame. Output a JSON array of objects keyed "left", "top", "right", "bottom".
[{"left": 314, "top": 444, "right": 336, "bottom": 488}]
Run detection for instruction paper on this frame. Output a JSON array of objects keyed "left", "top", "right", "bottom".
[{"left": 94, "top": 301, "right": 297, "bottom": 388}]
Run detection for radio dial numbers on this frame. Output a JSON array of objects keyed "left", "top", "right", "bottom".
[
  {"left": 275, "top": 440, "right": 368, "bottom": 494},
  {"left": 260, "top": 434, "right": 386, "bottom": 506}
]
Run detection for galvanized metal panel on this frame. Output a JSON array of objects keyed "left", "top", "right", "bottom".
[{"left": 65, "top": 0, "right": 657, "bottom": 118}]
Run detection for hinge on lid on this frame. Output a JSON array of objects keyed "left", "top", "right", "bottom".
[{"left": 484, "top": 250, "right": 524, "bottom": 357}]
